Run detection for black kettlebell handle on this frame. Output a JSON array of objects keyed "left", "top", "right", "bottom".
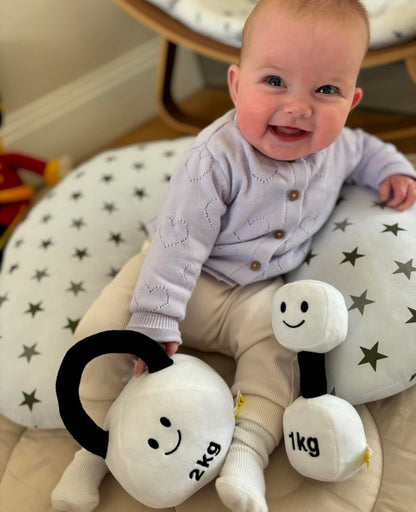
[{"left": 56, "top": 330, "right": 173, "bottom": 458}]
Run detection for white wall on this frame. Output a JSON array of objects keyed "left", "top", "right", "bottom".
[{"left": 0, "top": 0, "right": 204, "bottom": 164}]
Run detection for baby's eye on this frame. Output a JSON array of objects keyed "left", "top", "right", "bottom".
[
  {"left": 266, "top": 76, "right": 284, "bottom": 87},
  {"left": 316, "top": 84, "right": 339, "bottom": 95}
]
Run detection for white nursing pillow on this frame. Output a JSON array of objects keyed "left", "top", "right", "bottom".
[{"left": 287, "top": 185, "right": 416, "bottom": 404}]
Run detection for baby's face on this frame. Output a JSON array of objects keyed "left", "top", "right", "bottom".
[{"left": 228, "top": 6, "right": 367, "bottom": 161}]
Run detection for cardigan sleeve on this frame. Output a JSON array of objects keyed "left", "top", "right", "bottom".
[
  {"left": 127, "top": 144, "right": 229, "bottom": 343},
  {"left": 343, "top": 128, "right": 416, "bottom": 188}
]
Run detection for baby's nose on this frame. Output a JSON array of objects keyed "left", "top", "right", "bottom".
[{"left": 283, "top": 96, "right": 312, "bottom": 118}]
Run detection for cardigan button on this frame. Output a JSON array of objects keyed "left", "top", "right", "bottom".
[
  {"left": 288, "top": 189, "right": 300, "bottom": 201},
  {"left": 249, "top": 260, "right": 261, "bottom": 271},
  {"left": 274, "top": 230, "right": 285, "bottom": 239}
]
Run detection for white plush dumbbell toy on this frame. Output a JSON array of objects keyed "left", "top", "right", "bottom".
[{"left": 272, "top": 280, "right": 371, "bottom": 482}]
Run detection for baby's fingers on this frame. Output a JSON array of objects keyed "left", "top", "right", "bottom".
[
  {"left": 134, "top": 358, "right": 147, "bottom": 377},
  {"left": 391, "top": 180, "right": 416, "bottom": 211},
  {"left": 164, "top": 342, "right": 179, "bottom": 358},
  {"left": 379, "top": 179, "right": 392, "bottom": 203}
]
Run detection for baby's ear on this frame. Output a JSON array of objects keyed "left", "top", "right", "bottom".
[
  {"left": 350, "top": 88, "right": 363, "bottom": 110},
  {"left": 227, "top": 64, "right": 240, "bottom": 106}
]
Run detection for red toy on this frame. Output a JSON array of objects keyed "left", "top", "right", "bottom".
[{"left": 0, "top": 150, "right": 61, "bottom": 262}]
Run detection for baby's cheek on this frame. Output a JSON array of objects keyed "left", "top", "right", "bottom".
[
  {"left": 236, "top": 113, "right": 261, "bottom": 145},
  {"left": 312, "top": 112, "right": 346, "bottom": 152}
]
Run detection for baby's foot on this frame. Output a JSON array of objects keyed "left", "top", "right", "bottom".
[
  {"left": 52, "top": 448, "right": 108, "bottom": 512},
  {"left": 215, "top": 443, "right": 268, "bottom": 512}
]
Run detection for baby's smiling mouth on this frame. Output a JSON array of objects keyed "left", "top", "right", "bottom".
[{"left": 270, "top": 126, "right": 310, "bottom": 139}]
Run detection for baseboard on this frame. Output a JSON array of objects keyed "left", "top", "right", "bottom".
[{"left": 0, "top": 37, "right": 204, "bottom": 164}]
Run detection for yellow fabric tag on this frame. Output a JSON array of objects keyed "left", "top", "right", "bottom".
[
  {"left": 364, "top": 446, "right": 373, "bottom": 469},
  {"left": 233, "top": 391, "right": 245, "bottom": 420}
]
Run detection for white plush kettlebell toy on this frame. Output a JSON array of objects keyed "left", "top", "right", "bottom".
[
  {"left": 272, "top": 280, "right": 371, "bottom": 482},
  {"left": 55, "top": 330, "right": 235, "bottom": 509}
]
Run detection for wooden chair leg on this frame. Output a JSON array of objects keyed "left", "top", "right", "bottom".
[
  {"left": 376, "top": 122, "right": 416, "bottom": 142},
  {"left": 156, "top": 38, "right": 208, "bottom": 134},
  {"left": 373, "top": 56, "right": 416, "bottom": 142},
  {"left": 405, "top": 56, "right": 416, "bottom": 84}
]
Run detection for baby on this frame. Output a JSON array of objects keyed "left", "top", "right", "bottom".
[{"left": 53, "top": 1, "right": 416, "bottom": 512}]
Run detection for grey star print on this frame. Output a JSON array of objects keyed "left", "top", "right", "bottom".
[
  {"left": 393, "top": 259, "right": 416, "bottom": 280},
  {"left": 349, "top": 290, "right": 375, "bottom": 315},
  {"left": 19, "top": 344, "right": 41, "bottom": 363}
]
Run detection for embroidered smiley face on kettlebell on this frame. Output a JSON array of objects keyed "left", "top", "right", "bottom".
[{"left": 147, "top": 416, "right": 182, "bottom": 456}]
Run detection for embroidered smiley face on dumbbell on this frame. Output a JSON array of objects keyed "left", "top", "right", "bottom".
[
  {"left": 279, "top": 298, "right": 309, "bottom": 329},
  {"left": 272, "top": 280, "right": 349, "bottom": 353}
]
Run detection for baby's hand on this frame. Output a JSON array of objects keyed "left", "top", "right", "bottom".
[
  {"left": 134, "top": 341, "right": 179, "bottom": 377},
  {"left": 379, "top": 174, "right": 416, "bottom": 211}
]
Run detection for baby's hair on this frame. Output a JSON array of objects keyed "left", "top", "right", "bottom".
[{"left": 241, "top": 0, "right": 370, "bottom": 61}]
